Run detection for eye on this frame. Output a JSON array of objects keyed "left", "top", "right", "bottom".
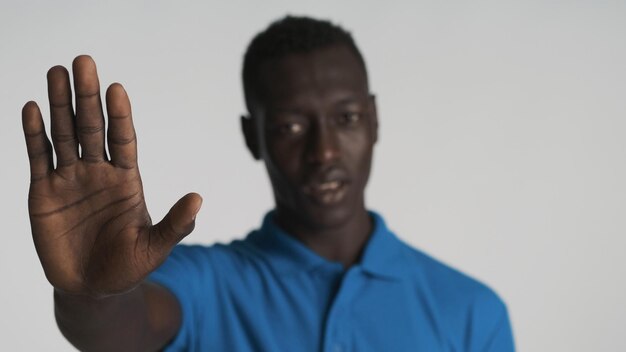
[
  {"left": 339, "top": 111, "right": 362, "bottom": 126},
  {"left": 277, "top": 122, "right": 304, "bottom": 135}
]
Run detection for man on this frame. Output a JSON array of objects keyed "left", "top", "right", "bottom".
[{"left": 22, "top": 16, "right": 514, "bottom": 351}]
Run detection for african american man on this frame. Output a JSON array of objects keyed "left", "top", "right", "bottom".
[{"left": 22, "top": 16, "right": 515, "bottom": 351}]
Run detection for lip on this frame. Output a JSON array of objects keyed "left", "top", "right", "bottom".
[
  {"left": 303, "top": 180, "right": 349, "bottom": 205},
  {"left": 302, "top": 168, "right": 350, "bottom": 205}
]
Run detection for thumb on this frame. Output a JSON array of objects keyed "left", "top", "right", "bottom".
[{"left": 151, "top": 193, "right": 202, "bottom": 250}]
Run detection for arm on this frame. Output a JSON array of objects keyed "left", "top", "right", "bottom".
[
  {"left": 54, "top": 282, "right": 180, "bottom": 352},
  {"left": 22, "top": 55, "right": 201, "bottom": 351}
]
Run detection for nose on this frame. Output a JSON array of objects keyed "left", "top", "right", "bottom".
[{"left": 306, "top": 123, "right": 339, "bottom": 165}]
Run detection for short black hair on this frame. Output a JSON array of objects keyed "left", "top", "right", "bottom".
[{"left": 242, "top": 15, "right": 367, "bottom": 112}]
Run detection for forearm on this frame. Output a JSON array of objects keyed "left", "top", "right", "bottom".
[{"left": 54, "top": 281, "right": 180, "bottom": 352}]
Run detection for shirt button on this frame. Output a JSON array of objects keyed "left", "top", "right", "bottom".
[{"left": 333, "top": 343, "right": 343, "bottom": 352}]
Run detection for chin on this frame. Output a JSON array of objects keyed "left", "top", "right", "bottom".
[
  {"left": 298, "top": 199, "right": 363, "bottom": 231},
  {"left": 307, "top": 208, "right": 349, "bottom": 228},
  {"left": 274, "top": 187, "right": 366, "bottom": 231}
]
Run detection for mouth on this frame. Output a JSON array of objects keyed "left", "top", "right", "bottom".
[{"left": 303, "top": 179, "right": 349, "bottom": 205}]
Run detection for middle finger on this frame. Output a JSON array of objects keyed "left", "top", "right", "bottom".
[{"left": 73, "top": 55, "right": 106, "bottom": 163}]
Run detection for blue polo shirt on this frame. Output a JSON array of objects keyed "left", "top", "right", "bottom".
[{"left": 149, "top": 212, "right": 515, "bottom": 351}]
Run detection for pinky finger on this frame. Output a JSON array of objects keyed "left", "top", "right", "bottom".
[{"left": 22, "top": 101, "right": 53, "bottom": 182}]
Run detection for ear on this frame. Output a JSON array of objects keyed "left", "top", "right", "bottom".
[
  {"left": 369, "top": 94, "right": 379, "bottom": 144},
  {"left": 241, "top": 114, "right": 261, "bottom": 160}
]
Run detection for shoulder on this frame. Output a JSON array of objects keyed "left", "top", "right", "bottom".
[
  {"left": 157, "top": 236, "right": 264, "bottom": 275},
  {"left": 401, "top": 244, "right": 504, "bottom": 307},
  {"left": 398, "top": 242, "right": 514, "bottom": 350}
]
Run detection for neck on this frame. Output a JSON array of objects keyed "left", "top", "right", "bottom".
[{"left": 274, "top": 207, "right": 373, "bottom": 268}]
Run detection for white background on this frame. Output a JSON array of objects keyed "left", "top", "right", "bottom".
[{"left": 1, "top": 0, "right": 625, "bottom": 351}]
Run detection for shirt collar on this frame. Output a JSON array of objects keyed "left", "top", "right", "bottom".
[
  {"left": 245, "top": 210, "right": 407, "bottom": 280},
  {"left": 359, "top": 211, "right": 407, "bottom": 280}
]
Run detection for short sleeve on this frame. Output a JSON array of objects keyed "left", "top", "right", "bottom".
[
  {"left": 484, "top": 306, "right": 515, "bottom": 352},
  {"left": 147, "top": 245, "right": 215, "bottom": 352},
  {"left": 467, "top": 288, "right": 515, "bottom": 352}
]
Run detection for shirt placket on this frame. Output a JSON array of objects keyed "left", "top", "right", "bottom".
[{"left": 322, "top": 267, "right": 362, "bottom": 352}]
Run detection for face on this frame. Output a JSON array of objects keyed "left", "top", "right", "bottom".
[{"left": 243, "top": 44, "right": 378, "bottom": 231}]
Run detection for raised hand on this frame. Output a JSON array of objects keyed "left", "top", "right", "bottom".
[{"left": 23, "top": 55, "right": 202, "bottom": 297}]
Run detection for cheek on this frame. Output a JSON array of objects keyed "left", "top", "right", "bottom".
[
  {"left": 341, "top": 132, "right": 373, "bottom": 171},
  {"left": 339, "top": 135, "right": 374, "bottom": 193},
  {"left": 266, "top": 139, "right": 305, "bottom": 181}
]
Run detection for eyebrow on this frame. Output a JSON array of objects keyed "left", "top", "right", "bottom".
[
  {"left": 333, "top": 95, "right": 370, "bottom": 107},
  {"left": 335, "top": 97, "right": 362, "bottom": 105},
  {"left": 267, "top": 107, "right": 307, "bottom": 115},
  {"left": 267, "top": 93, "right": 368, "bottom": 114}
]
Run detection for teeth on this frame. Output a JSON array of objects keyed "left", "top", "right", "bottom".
[{"left": 318, "top": 181, "right": 340, "bottom": 191}]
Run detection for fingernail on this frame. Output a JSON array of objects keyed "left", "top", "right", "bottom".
[{"left": 193, "top": 195, "right": 203, "bottom": 220}]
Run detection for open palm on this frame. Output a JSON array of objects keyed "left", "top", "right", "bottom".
[{"left": 22, "top": 56, "right": 201, "bottom": 297}]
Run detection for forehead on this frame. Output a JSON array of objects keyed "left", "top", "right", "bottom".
[{"left": 256, "top": 45, "right": 369, "bottom": 108}]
